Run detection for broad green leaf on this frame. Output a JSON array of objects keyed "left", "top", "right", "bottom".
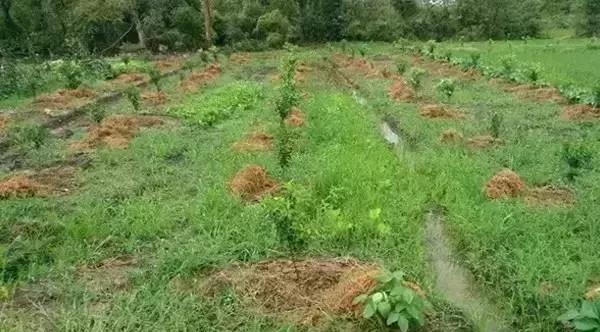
[
  {"left": 386, "top": 312, "right": 400, "bottom": 326},
  {"left": 403, "top": 289, "right": 415, "bottom": 304},
  {"left": 557, "top": 309, "right": 579, "bottom": 322},
  {"left": 363, "top": 303, "right": 376, "bottom": 319},
  {"left": 573, "top": 318, "right": 600, "bottom": 331},
  {"left": 394, "top": 303, "right": 407, "bottom": 313},
  {"left": 398, "top": 315, "right": 410, "bottom": 332},
  {"left": 369, "top": 208, "right": 381, "bottom": 220},
  {"left": 407, "top": 306, "right": 425, "bottom": 325},
  {"left": 372, "top": 292, "right": 384, "bottom": 303},
  {"left": 375, "top": 271, "right": 393, "bottom": 284},
  {"left": 353, "top": 294, "right": 368, "bottom": 305},
  {"left": 378, "top": 301, "right": 392, "bottom": 317},
  {"left": 582, "top": 301, "right": 600, "bottom": 319}
]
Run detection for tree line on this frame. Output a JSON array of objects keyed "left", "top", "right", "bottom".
[{"left": 0, "top": 0, "right": 598, "bottom": 57}]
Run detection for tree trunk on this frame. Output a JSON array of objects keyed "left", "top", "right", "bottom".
[
  {"left": 133, "top": 11, "right": 146, "bottom": 49},
  {"left": 202, "top": 0, "right": 213, "bottom": 45}
]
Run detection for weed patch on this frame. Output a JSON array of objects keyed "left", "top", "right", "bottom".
[
  {"left": 229, "top": 165, "right": 280, "bottom": 202},
  {"left": 232, "top": 131, "right": 274, "bottom": 152},
  {"left": 229, "top": 53, "right": 251, "bottom": 65},
  {"left": 502, "top": 84, "right": 565, "bottom": 104},
  {"left": 203, "top": 258, "right": 379, "bottom": 324},
  {"left": 420, "top": 104, "right": 465, "bottom": 119},
  {"left": 524, "top": 186, "right": 575, "bottom": 207},
  {"left": 467, "top": 135, "right": 503, "bottom": 149},
  {"left": 71, "top": 115, "right": 165, "bottom": 150}
]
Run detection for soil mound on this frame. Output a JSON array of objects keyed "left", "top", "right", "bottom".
[
  {"left": 389, "top": 79, "right": 414, "bottom": 102},
  {"left": 524, "top": 186, "right": 575, "bottom": 207},
  {"left": 485, "top": 169, "right": 526, "bottom": 199},
  {"left": 420, "top": 104, "right": 464, "bottom": 119},
  {"left": 35, "top": 88, "right": 97, "bottom": 109},
  {"left": 0, "top": 166, "right": 75, "bottom": 199},
  {"left": 203, "top": 258, "right": 380, "bottom": 324},
  {"left": 440, "top": 129, "right": 464, "bottom": 143},
  {"left": 503, "top": 85, "right": 565, "bottom": 104},
  {"left": 0, "top": 115, "right": 8, "bottom": 132},
  {"left": 285, "top": 108, "right": 306, "bottom": 127},
  {"left": 232, "top": 131, "right": 274, "bottom": 152},
  {"left": 71, "top": 115, "right": 164, "bottom": 150},
  {"left": 562, "top": 105, "right": 600, "bottom": 120},
  {"left": 229, "top": 165, "right": 280, "bottom": 202},
  {"left": 180, "top": 63, "right": 221, "bottom": 91},
  {"left": 141, "top": 91, "right": 168, "bottom": 105},
  {"left": 468, "top": 135, "right": 503, "bottom": 149}
]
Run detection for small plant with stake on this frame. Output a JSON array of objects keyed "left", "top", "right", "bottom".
[
  {"left": 354, "top": 270, "right": 431, "bottom": 332},
  {"left": 490, "top": 112, "right": 503, "bottom": 139},
  {"left": 562, "top": 141, "right": 593, "bottom": 181},
  {"left": 276, "top": 56, "right": 299, "bottom": 121},
  {"left": 125, "top": 87, "right": 141, "bottom": 112},
  {"left": 147, "top": 67, "right": 162, "bottom": 92},
  {"left": 436, "top": 78, "right": 456, "bottom": 101},
  {"left": 406, "top": 68, "right": 426, "bottom": 92}
]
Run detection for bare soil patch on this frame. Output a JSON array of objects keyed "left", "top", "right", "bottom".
[
  {"left": 141, "top": 90, "right": 168, "bottom": 105},
  {"left": 417, "top": 57, "right": 480, "bottom": 81},
  {"left": 485, "top": 169, "right": 526, "bottom": 199},
  {"left": 232, "top": 131, "right": 274, "bottom": 152},
  {"left": 77, "top": 256, "right": 137, "bottom": 294},
  {"left": 0, "top": 115, "right": 8, "bottom": 132},
  {"left": 179, "top": 63, "right": 221, "bottom": 92},
  {"left": 389, "top": 79, "right": 414, "bottom": 102},
  {"left": 334, "top": 54, "right": 384, "bottom": 78},
  {"left": 0, "top": 166, "right": 76, "bottom": 199},
  {"left": 562, "top": 104, "right": 600, "bottom": 120},
  {"left": 35, "top": 88, "right": 97, "bottom": 110},
  {"left": 467, "top": 135, "right": 503, "bottom": 149},
  {"left": 229, "top": 165, "right": 280, "bottom": 202},
  {"left": 420, "top": 104, "right": 465, "bottom": 119},
  {"left": 524, "top": 186, "right": 575, "bottom": 207},
  {"left": 285, "top": 108, "right": 306, "bottom": 127},
  {"left": 71, "top": 115, "right": 165, "bottom": 151},
  {"left": 439, "top": 129, "right": 464, "bottom": 143},
  {"left": 202, "top": 258, "right": 380, "bottom": 324}
]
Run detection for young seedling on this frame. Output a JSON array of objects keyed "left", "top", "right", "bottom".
[
  {"left": 125, "top": 87, "right": 141, "bottom": 112},
  {"left": 396, "top": 60, "right": 409, "bottom": 75},
  {"left": 88, "top": 104, "right": 106, "bottom": 123},
  {"left": 147, "top": 67, "right": 162, "bottom": 91},
  {"left": 407, "top": 68, "right": 426, "bottom": 92},
  {"left": 490, "top": 112, "right": 503, "bottom": 139},
  {"left": 436, "top": 78, "right": 456, "bottom": 100}
]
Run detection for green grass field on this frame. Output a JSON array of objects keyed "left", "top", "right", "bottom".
[{"left": 1, "top": 40, "right": 599, "bottom": 331}]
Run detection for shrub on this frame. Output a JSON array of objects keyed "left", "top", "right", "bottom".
[
  {"left": 562, "top": 142, "right": 593, "bottom": 170},
  {"left": 354, "top": 270, "right": 431, "bottom": 332},
  {"left": 147, "top": 67, "right": 162, "bottom": 91},
  {"left": 396, "top": 60, "right": 409, "bottom": 75},
  {"left": 490, "top": 112, "right": 503, "bottom": 138},
  {"left": 81, "top": 58, "right": 113, "bottom": 80},
  {"left": 88, "top": 105, "right": 106, "bottom": 123},
  {"left": 560, "top": 85, "right": 586, "bottom": 104},
  {"left": 436, "top": 78, "right": 456, "bottom": 100},
  {"left": 267, "top": 32, "right": 285, "bottom": 49},
  {"left": 263, "top": 183, "right": 309, "bottom": 254},
  {"left": 522, "top": 64, "right": 541, "bottom": 83},
  {"left": 557, "top": 299, "right": 600, "bottom": 331},
  {"left": 500, "top": 55, "right": 517, "bottom": 78},
  {"left": 58, "top": 60, "right": 84, "bottom": 89},
  {"left": 7, "top": 122, "right": 48, "bottom": 149},
  {"left": 275, "top": 56, "right": 299, "bottom": 121}
]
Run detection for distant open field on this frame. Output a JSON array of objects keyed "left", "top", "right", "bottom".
[
  {"left": 438, "top": 38, "right": 600, "bottom": 90},
  {"left": 1, "top": 40, "right": 599, "bottom": 332}
]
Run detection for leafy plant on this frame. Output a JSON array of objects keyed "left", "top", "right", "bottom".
[
  {"left": 562, "top": 142, "right": 593, "bottom": 170},
  {"left": 122, "top": 55, "right": 131, "bottom": 66},
  {"left": 358, "top": 44, "right": 368, "bottom": 57},
  {"left": 276, "top": 124, "right": 295, "bottom": 169},
  {"left": 354, "top": 270, "right": 431, "bottom": 332},
  {"left": 490, "top": 112, "right": 503, "bottom": 138},
  {"left": 58, "top": 60, "right": 84, "bottom": 89},
  {"left": 424, "top": 40, "right": 436, "bottom": 58},
  {"left": 436, "top": 78, "right": 456, "bottom": 100},
  {"left": 443, "top": 50, "right": 452, "bottom": 62},
  {"left": 125, "top": 87, "right": 141, "bottom": 111},
  {"left": 88, "top": 104, "right": 106, "bottom": 123},
  {"left": 468, "top": 53, "right": 481, "bottom": 69},
  {"left": 147, "top": 67, "right": 162, "bottom": 91},
  {"left": 396, "top": 61, "right": 409, "bottom": 75},
  {"left": 560, "top": 84, "right": 586, "bottom": 104},
  {"left": 406, "top": 68, "right": 426, "bottom": 91},
  {"left": 522, "top": 64, "right": 541, "bottom": 83},
  {"left": 500, "top": 54, "right": 517, "bottom": 78},
  {"left": 275, "top": 56, "right": 299, "bottom": 121},
  {"left": 263, "top": 183, "right": 308, "bottom": 254},
  {"left": 557, "top": 299, "right": 600, "bottom": 331}
]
